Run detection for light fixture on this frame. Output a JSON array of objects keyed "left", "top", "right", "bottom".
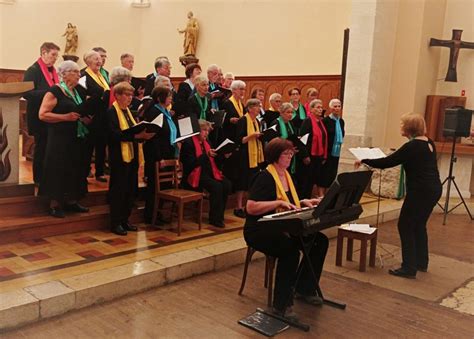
[{"left": 131, "top": 0, "right": 151, "bottom": 8}]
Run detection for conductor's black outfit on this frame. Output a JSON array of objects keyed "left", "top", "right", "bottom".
[{"left": 362, "top": 138, "right": 442, "bottom": 276}]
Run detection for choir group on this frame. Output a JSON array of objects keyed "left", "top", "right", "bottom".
[{"left": 24, "top": 42, "right": 345, "bottom": 236}]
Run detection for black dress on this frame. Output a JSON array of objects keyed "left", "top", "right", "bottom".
[
  {"left": 106, "top": 105, "right": 140, "bottom": 228},
  {"left": 142, "top": 103, "right": 178, "bottom": 221},
  {"left": 298, "top": 117, "right": 328, "bottom": 198},
  {"left": 23, "top": 62, "right": 55, "bottom": 184},
  {"left": 39, "top": 86, "right": 88, "bottom": 202},
  {"left": 172, "top": 81, "right": 193, "bottom": 118},
  {"left": 362, "top": 138, "right": 442, "bottom": 275},
  {"left": 321, "top": 116, "right": 345, "bottom": 188},
  {"left": 221, "top": 99, "right": 245, "bottom": 185},
  {"left": 244, "top": 170, "right": 328, "bottom": 310}
]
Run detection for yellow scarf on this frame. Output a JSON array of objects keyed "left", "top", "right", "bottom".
[
  {"left": 86, "top": 67, "right": 110, "bottom": 90},
  {"left": 245, "top": 113, "right": 264, "bottom": 168},
  {"left": 266, "top": 163, "right": 300, "bottom": 211},
  {"left": 230, "top": 95, "right": 244, "bottom": 117},
  {"left": 113, "top": 101, "right": 144, "bottom": 165}
]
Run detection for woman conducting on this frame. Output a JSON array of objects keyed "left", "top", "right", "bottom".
[
  {"left": 244, "top": 138, "right": 328, "bottom": 320},
  {"left": 355, "top": 113, "right": 442, "bottom": 279}
]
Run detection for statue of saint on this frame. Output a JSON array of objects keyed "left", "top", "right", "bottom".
[
  {"left": 178, "top": 11, "right": 199, "bottom": 56},
  {"left": 62, "top": 23, "right": 78, "bottom": 55}
]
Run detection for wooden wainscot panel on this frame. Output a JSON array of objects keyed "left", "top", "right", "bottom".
[{"left": 0, "top": 68, "right": 25, "bottom": 83}]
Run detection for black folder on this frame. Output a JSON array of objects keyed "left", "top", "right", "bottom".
[
  {"left": 215, "top": 138, "right": 237, "bottom": 155},
  {"left": 210, "top": 110, "right": 227, "bottom": 128},
  {"left": 287, "top": 133, "right": 309, "bottom": 151},
  {"left": 238, "top": 310, "right": 289, "bottom": 337},
  {"left": 174, "top": 115, "right": 200, "bottom": 143},
  {"left": 260, "top": 125, "right": 279, "bottom": 142}
]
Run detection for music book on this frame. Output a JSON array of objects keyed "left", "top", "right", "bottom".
[
  {"left": 210, "top": 110, "right": 227, "bottom": 128},
  {"left": 122, "top": 114, "right": 163, "bottom": 135},
  {"left": 261, "top": 125, "right": 279, "bottom": 142},
  {"left": 287, "top": 133, "right": 309, "bottom": 150},
  {"left": 215, "top": 138, "right": 237, "bottom": 154},
  {"left": 349, "top": 147, "right": 386, "bottom": 160},
  {"left": 238, "top": 310, "right": 290, "bottom": 337},
  {"left": 174, "top": 116, "right": 200, "bottom": 143},
  {"left": 78, "top": 76, "right": 87, "bottom": 89},
  {"left": 262, "top": 111, "right": 280, "bottom": 125},
  {"left": 340, "top": 223, "right": 376, "bottom": 235}
]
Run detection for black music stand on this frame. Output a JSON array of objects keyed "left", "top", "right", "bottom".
[{"left": 257, "top": 171, "right": 373, "bottom": 332}]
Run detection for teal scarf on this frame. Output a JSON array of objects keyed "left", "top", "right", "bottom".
[
  {"left": 60, "top": 81, "right": 88, "bottom": 139},
  {"left": 330, "top": 114, "right": 343, "bottom": 157},
  {"left": 155, "top": 104, "right": 178, "bottom": 157},
  {"left": 194, "top": 93, "right": 208, "bottom": 120}
]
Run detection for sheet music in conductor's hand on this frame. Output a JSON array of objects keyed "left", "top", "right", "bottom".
[{"left": 349, "top": 147, "right": 386, "bottom": 160}]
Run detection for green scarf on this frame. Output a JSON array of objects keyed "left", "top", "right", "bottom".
[
  {"left": 277, "top": 117, "right": 296, "bottom": 174},
  {"left": 100, "top": 67, "right": 110, "bottom": 84},
  {"left": 292, "top": 103, "right": 306, "bottom": 120},
  {"left": 59, "top": 81, "right": 88, "bottom": 139},
  {"left": 194, "top": 93, "right": 208, "bottom": 120}
]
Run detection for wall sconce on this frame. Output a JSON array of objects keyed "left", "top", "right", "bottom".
[{"left": 131, "top": 0, "right": 151, "bottom": 8}]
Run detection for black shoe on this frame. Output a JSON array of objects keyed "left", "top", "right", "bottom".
[
  {"left": 112, "top": 224, "right": 127, "bottom": 236},
  {"left": 209, "top": 220, "right": 225, "bottom": 228},
  {"left": 96, "top": 176, "right": 108, "bottom": 183},
  {"left": 64, "top": 203, "right": 89, "bottom": 213},
  {"left": 295, "top": 292, "right": 323, "bottom": 306},
  {"left": 388, "top": 267, "right": 416, "bottom": 279},
  {"left": 417, "top": 266, "right": 428, "bottom": 272},
  {"left": 122, "top": 221, "right": 138, "bottom": 232},
  {"left": 233, "top": 208, "right": 246, "bottom": 218},
  {"left": 49, "top": 207, "right": 65, "bottom": 218}
]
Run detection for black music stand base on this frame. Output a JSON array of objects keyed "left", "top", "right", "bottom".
[{"left": 257, "top": 308, "right": 310, "bottom": 332}]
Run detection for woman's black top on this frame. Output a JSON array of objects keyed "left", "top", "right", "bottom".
[
  {"left": 143, "top": 104, "right": 176, "bottom": 162},
  {"left": 362, "top": 138, "right": 441, "bottom": 193},
  {"left": 172, "top": 81, "right": 193, "bottom": 117},
  {"left": 244, "top": 170, "right": 294, "bottom": 234},
  {"left": 106, "top": 105, "right": 139, "bottom": 166},
  {"left": 322, "top": 116, "right": 345, "bottom": 156}
]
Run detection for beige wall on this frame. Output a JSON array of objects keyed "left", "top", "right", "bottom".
[{"left": 0, "top": 0, "right": 352, "bottom": 77}]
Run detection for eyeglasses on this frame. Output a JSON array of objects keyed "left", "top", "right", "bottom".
[{"left": 281, "top": 150, "right": 295, "bottom": 157}]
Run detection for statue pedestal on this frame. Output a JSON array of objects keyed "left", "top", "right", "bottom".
[
  {"left": 179, "top": 55, "right": 199, "bottom": 67},
  {"left": 63, "top": 55, "right": 79, "bottom": 62},
  {"left": 0, "top": 82, "right": 33, "bottom": 186}
]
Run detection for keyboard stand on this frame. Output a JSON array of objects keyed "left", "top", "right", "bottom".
[{"left": 298, "top": 234, "right": 346, "bottom": 310}]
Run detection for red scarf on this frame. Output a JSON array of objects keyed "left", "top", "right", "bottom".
[
  {"left": 108, "top": 87, "right": 116, "bottom": 108},
  {"left": 309, "top": 113, "right": 328, "bottom": 158},
  {"left": 37, "top": 57, "right": 59, "bottom": 87},
  {"left": 187, "top": 135, "right": 223, "bottom": 188},
  {"left": 304, "top": 102, "right": 311, "bottom": 116}
]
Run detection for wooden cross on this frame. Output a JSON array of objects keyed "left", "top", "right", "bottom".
[{"left": 430, "top": 29, "right": 474, "bottom": 82}]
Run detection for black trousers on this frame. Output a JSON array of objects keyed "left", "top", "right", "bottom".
[
  {"left": 108, "top": 159, "right": 138, "bottom": 227},
  {"left": 199, "top": 175, "right": 231, "bottom": 224},
  {"left": 33, "top": 132, "right": 47, "bottom": 184},
  {"left": 295, "top": 159, "right": 312, "bottom": 199},
  {"left": 244, "top": 230, "right": 328, "bottom": 310},
  {"left": 398, "top": 188, "right": 441, "bottom": 274}
]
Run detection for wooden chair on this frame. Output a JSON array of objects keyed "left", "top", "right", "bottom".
[
  {"left": 238, "top": 246, "right": 276, "bottom": 307},
  {"left": 152, "top": 159, "right": 203, "bottom": 236}
]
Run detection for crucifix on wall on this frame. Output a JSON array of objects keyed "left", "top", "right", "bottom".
[{"left": 429, "top": 29, "right": 474, "bottom": 82}]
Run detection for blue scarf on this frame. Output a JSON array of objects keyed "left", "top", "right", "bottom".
[
  {"left": 209, "top": 83, "right": 219, "bottom": 110},
  {"left": 155, "top": 104, "right": 178, "bottom": 157},
  {"left": 330, "top": 114, "right": 343, "bottom": 157}
]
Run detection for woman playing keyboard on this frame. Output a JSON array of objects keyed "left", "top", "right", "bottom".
[{"left": 244, "top": 137, "right": 328, "bottom": 321}]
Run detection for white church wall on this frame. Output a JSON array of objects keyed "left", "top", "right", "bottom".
[{"left": 0, "top": 0, "right": 352, "bottom": 77}]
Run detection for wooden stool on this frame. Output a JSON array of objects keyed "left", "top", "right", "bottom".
[
  {"left": 336, "top": 228, "right": 378, "bottom": 272},
  {"left": 238, "top": 246, "right": 276, "bottom": 307}
]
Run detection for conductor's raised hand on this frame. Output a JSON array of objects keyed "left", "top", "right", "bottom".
[{"left": 354, "top": 160, "right": 362, "bottom": 169}]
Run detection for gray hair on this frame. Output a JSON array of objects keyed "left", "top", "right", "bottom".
[
  {"left": 57, "top": 60, "right": 79, "bottom": 80},
  {"left": 246, "top": 98, "right": 261, "bottom": 109},
  {"left": 207, "top": 64, "right": 219, "bottom": 73},
  {"left": 120, "top": 53, "right": 134, "bottom": 61},
  {"left": 279, "top": 102, "right": 293, "bottom": 114},
  {"left": 230, "top": 80, "right": 246, "bottom": 91},
  {"left": 83, "top": 50, "right": 101, "bottom": 65},
  {"left": 154, "top": 57, "right": 170, "bottom": 69},
  {"left": 309, "top": 99, "right": 323, "bottom": 109},
  {"left": 329, "top": 98, "right": 341, "bottom": 108},
  {"left": 224, "top": 72, "right": 234, "bottom": 79},
  {"left": 269, "top": 93, "right": 282, "bottom": 104},
  {"left": 198, "top": 119, "right": 212, "bottom": 130},
  {"left": 194, "top": 75, "right": 209, "bottom": 86},
  {"left": 154, "top": 75, "right": 171, "bottom": 88},
  {"left": 110, "top": 66, "right": 132, "bottom": 86}
]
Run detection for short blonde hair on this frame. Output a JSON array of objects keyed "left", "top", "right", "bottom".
[
  {"left": 198, "top": 119, "right": 212, "bottom": 130},
  {"left": 114, "top": 81, "right": 135, "bottom": 95},
  {"left": 306, "top": 87, "right": 319, "bottom": 97},
  {"left": 400, "top": 113, "right": 426, "bottom": 137}
]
